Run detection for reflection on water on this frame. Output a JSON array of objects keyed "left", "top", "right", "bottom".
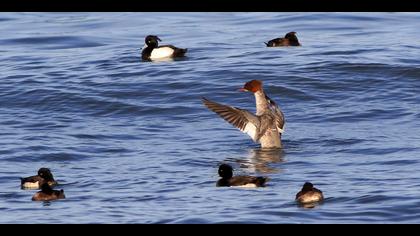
[
  {"left": 297, "top": 201, "right": 324, "bottom": 209},
  {"left": 145, "top": 56, "right": 188, "bottom": 63},
  {"left": 2, "top": 12, "right": 420, "bottom": 223},
  {"left": 229, "top": 148, "right": 285, "bottom": 174},
  {"left": 148, "top": 57, "right": 175, "bottom": 63}
]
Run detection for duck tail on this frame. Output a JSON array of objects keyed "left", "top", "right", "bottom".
[
  {"left": 174, "top": 48, "right": 187, "bottom": 57},
  {"left": 256, "top": 177, "right": 269, "bottom": 186},
  {"left": 182, "top": 48, "right": 188, "bottom": 55}
]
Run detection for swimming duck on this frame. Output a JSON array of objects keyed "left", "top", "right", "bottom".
[
  {"left": 141, "top": 35, "right": 187, "bottom": 60},
  {"left": 216, "top": 164, "right": 268, "bottom": 187},
  {"left": 265, "top": 32, "right": 301, "bottom": 47},
  {"left": 202, "top": 80, "right": 285, "bottom": 149},
  {"left": 32, "top": 183, "right": 65, "bottom": 201},
  {"left": 20, "top": 168, "right": 57, "bottom": 190},
  {"left": 295, "top": 182, "right": 324, "bottom": 204}
]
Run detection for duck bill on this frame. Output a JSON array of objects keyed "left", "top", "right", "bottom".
[
  {"left": 141, "top": 44, "right": 148, "bottom": 50},
  {"left": 238, "top": 88, "right": 248, "bottom": 92}
]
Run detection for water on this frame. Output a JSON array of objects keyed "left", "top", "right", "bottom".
[{"left": 0, "top": 12, "right": 419, "bottom": 223}]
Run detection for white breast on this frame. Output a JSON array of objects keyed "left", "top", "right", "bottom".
[
  {"left": 150, "top": 47, "right": 175, "bottom": 59},
  {"left": 243, "top": 122, "right": 258, "bottom": 142},
  {"left": 298, "top": 194, "right": 323, "bottom": 203}
]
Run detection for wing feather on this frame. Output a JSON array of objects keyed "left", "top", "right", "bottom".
[
  {"left": 202, "top": 97, "right": 260, "bottom": 141},
  {"left": 265, "top": 95, "right": 285, "bottom": 134}
]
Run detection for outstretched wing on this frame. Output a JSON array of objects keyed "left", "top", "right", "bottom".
[
  {"left": 265, "top": 95, "right": 285, "bottom": 134},
  {"left": 202, "top": 97, "right": 260, "bottom": 142}
]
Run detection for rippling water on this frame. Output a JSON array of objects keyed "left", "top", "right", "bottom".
[{"left": 0, "top": 12, "right": 420, "bottom": 223}]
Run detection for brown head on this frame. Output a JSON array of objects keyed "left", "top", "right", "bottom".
[
  {"left": 285, "top": 31, "right": 297, "bottom": 38},
  {"left": 40, "top": 182, "right": 54, "bottom": 194},
  {"left": 302, "top": 182, "right": 314, "bottom": 192},
  {"left": 239, "top": 80, "right": 263, "bottom": 93},
  {"left": 285, "top": 32, "right": 300, "bottom": 45}
]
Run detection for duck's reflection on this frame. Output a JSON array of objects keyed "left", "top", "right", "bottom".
[
  {"left": 297, "top": 201, "right": 324, "bottom": 209},
  {"left": 146, "top": 57, "right": 174, "bottom": 62},
  {"left": 145, "top": 56, "right": 188, "bottom": 63},
  {"left": 230, "top": 148, "right": 285, "bottom": 174}
]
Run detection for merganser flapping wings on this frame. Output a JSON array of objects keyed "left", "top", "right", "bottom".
[{"left": 202, "top": 80, "right": 285, "bottom": 149}]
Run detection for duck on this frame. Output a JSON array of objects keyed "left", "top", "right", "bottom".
[
  {"left": 265, "top": 32, "right": 301, "bottom": 47},
  {"left": 141, "top": 35, "right": 187, "bottom": 61},
  {"left": 32, "top": 183, "right": 65, "bottom": 201},
  {"left": 202, "top": 80, "right": 285, "bottom": 149},
  {"left": 295, "top": 182, "right": 324, "bottom": 204},
  {"left": 20, "top": 168, "right": 58, "bottom": 190},
  {"left": 216, "top": 164, "right": 268, "bottom": 187}
]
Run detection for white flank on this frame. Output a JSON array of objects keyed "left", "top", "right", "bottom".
[
  {"left": 233, "top": 183, "right": 257, "bottom": 188},
  {"left": 150, "top": 47, "right": 175, "bottom": 59},
  {"left": 22, "top": 181, "right": 40, "bottom": 189}
]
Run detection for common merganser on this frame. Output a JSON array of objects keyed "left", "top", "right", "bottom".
[
  {"left": 295, "top": 182, "right": 324, "bottom": 204},
  {"left": 216, "top": 164, "right": 268, "bottom": 187},
  {"left": 20, "top": 168, "right": 57, "bottom": 190},
  {"left": 141, "top": 35, "right": 187, "bottom": 61},
  {"left": 32, "top": 183, "right": 65, "bottom": 201},
  {"left": 202, "top": 80, "right": 285, "bottom": 149},
  {"left": 265, "top": 32, "right": 301, "bottom": 47}
]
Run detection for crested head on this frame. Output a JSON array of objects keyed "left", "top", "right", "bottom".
[
  {"left": 285, "top": 32, "right": 299, "bottom": 42},
  {"left": 285, "top": 31, "right": 296, "bottom": 37},
  {"left": 242, "top": 80, "right": 263, "bottom": 93},
  {"left": 38, "top": 168, "right": 54, "bottom": 181},
  {"left": 218, "top": 164, "right": 233, "bottom": 179},
  {"left": 38, "top": 168, "right": 50, "bottom": 176},
  {"left": 145, "top": 35, "right": 161, "bottom": 46}
]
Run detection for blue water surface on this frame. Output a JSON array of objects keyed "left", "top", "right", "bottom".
[{"left": 0, "top": 12, "right": 419, "bottom": 223}]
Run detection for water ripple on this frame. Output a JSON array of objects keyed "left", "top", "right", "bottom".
[{"left": 0, "top": 12, "right": 420, "bottom": 224}]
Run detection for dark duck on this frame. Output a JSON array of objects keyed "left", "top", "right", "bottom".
[
  {"left": 141, "top": 35, "right": 187, "bottom": 61},
  {"left": 20, "top": 168, "right": 57, "bottom": 190},
  {"left": 32, "top": 183, "right": 65, "bottom": 201},
  {"left": 216, "top": 164, "right": 268, "bottom": 187},
  {"left": 295, "top": 182, "right": 324, "bottom": 204},
  {"left": 265, "top": 32, "right": 301, "bottom": 47}
]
